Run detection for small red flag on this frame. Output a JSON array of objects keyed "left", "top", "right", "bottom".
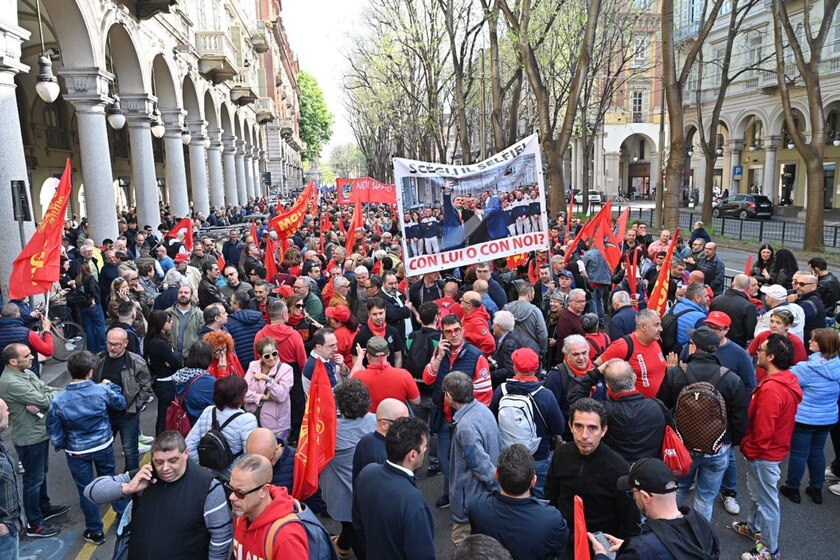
[
  {"left": 615, "top": 207, "right": 630, "bottom": 242},
  {"left": 292, "top": 360, "right": 337, "bottom": 500},
  {"left": 745, "top": 255, "right": 753, "bottom": 275},
  {"left": 574, "top": 495, "right": 591, "bottom": 560},
  {"left": 8, "top": 158, "right": 72, "bottom": 300},
  {"left": 250, "top": 221, "right": 258, "bottom": 245},
  {"left": 565, "top": 193, "right": 575, "bottom": 237},
  {"left": 345, "top": 203, "right": 365, "bottom": 255},
  {"left": 507, "top": 253, "right": 528, "bottom": 269},
  {"left": 216, "top": 253, "right": 225, "bottom": 272},
  {"left": 648, "top": 227, "right": 681, "bottom": 316},
  {"left": 565, "top": 201, "right": 612, "bottom": 264},
  {"left": 264, "top": 238, "right": 277, "bottom": 280},
  {"left": 166, "top": 217, "right": 194, "bottom": 251}
]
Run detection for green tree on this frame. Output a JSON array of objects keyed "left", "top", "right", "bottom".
[{"left": 298, "top": 71, "right": 334, "bottom": 162}]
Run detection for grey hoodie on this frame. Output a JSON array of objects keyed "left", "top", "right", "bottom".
[{"left": 503, "top": 299, "right": 548, "bottom": 356}]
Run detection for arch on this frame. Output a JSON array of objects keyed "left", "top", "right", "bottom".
[
  {"left": 234, "top": 111, "right": 245, "bottom": 140},
  {"left": 151, "top": 54, "right": 180, "bottom": 109},
  {"left": 767, "top": 103, "right": 811, "bottom": 137},
  {"left": 220, "top": 103, "right": 236, "bottom": 137},
  {"left": 602, "top": 123, "right": 660, "bottom": 153},
  {"left": 733, "top": 109, "right": 771, "bottom": 140},
  {"left": 39, "top": 177, "right": 60, "bottom": 219},
  {"left": 203, "top": 91, "right": 219, "bottom": 129},
  {"left": 37, "top": 0, "right": 97, "bottom": 68},
  {"left": 104, "top": 23, "right": 146, "bottom": 94},
  {"left": 183, "top": 75, "right": 203, "bottom": 122}
]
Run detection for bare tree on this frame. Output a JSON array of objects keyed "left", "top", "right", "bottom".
[{"left": 771, "top": 0, "right": 840, "bottom": 251}]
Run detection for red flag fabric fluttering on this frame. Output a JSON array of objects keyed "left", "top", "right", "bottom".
[
  {"left": 269, "top": 180, "right": 316, "bottom": 240},
  {"left": 614, "top": 207, "right": 630, "bottom": 242},
  {"left": 8, "top": 158, "right": 73, "bottom": 300},
  {"left": 565, "top": 194, "right": 575, "bottom": 237},
  {"left": 292, "top": 360, "right": 337, "bottom": 500},
  {"left": 216, "top": 253, "right": 225, "bottom": 272},
  {"left": 744, "top": 255, "right": 753, "bottom": 275},
  {"left": 648, "top": 227, "right": 681, "bottom": 316},
  {"left": 507, "top": 253, "right": 528, "bottom": 270},
  {"left": 250, "top": 221, "right": 258, "bottom": 245},
  {"left": 166, "top": 217, "right": 194, "bottom": 251},
  {"left": 344, "top": 203, "right": 365, "bottom": 255},
  {"left": 565, "top": 201, "right": 612, "bottom": 264},
  {"left": 626, "top": 249, "right": 639, "bottom": 304},
  {"left": 574, "top": 495, "right": 591, "bottom": 560},
  {"left": 264, "top": 238, "right": 277, "bottom": 280}
]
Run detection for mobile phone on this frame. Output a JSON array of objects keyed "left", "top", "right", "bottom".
[{"left": 591, "top": 532, "right": 616, "bottom": 560}]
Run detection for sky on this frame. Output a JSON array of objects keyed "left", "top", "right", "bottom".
[{"left": 281, "top": 1, "right": 366, "bottom": 159}]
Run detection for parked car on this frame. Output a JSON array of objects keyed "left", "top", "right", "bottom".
[
  {"left": 565, "top": 189, "right": 581, "bottom": 203},
  {"left": 712, "top": 194, "right": 774, "bottom": 220},
  {"left": 573, "top": 190, "right": 603, "bottom": 205}
]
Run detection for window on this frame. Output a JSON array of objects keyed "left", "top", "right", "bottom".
[
  {"left": 833, "top": 8, "right": 840, "bottom": 54},
  {"left": 43, "top": 102, "right": 69, "bottom": 150},
  {"left": 709, "top": 48, "right": 725, "bottom": 86},
  {"left": 748, "top": 36, "right": 762, "bottom": 75},
  {"left": 632, "top": 91, "right": 645, "bottom": 122},
  {"left": 639, "top": 139, "right": 646, "bottom": 160},
  {"left": 632, "top": 38, "right": 648, "bottom": 67}
]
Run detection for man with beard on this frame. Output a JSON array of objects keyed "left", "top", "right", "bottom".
[
  {"left": 168, "top": 285, "right": 204, "bottom": 358},
  {"left": 353, "top": 299, "right": 404, "bottom": 368}
]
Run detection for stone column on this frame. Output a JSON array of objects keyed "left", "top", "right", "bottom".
[
  {"left": 62, "top": 68, "right": 120, "bottom": 243},
  {"left": 253, "top": 146, "right": 262, "bottom": 198},
  {"left": 729, "top": 139, "right": 743, "bottom": 193},
  {"left": 222, "top": 136, "right": 239, "bottom": 207},
  {"left": 693, "top": 153, "right": 707, "bottom": 206},
  {"left": 0, "top": 17, "right": 35, "bottom": 291},
  {"left": 161, "top": 109, "right": 190, "bottom": 218},
  {"left": 206, "top": 128, "right": 225, "bottom": 209},
  {"left": 186, "top": 120, "right": 210, "bottom": 218},
  {"left": 762, "top": 136, "right": 779, "bottom": 201},
  {"left": 604, "top": 152, "right": 621, "bottom": 196},
  {"left": 123, "top": 96, "right": 162, "bottom": 230},
  {"left": 243, "top": 145, "right": 255, "bottom": 200},
  {"left": 649, "top": 152, "right": 660, "bottom": 200},
  {"left": 235, "top": 140, "right": 248, "bottom": 205}
]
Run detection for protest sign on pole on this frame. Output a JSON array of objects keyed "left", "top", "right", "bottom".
[
  {"left": 336, "top": 177, "right": 398, "bottom": 205},
  {"left": 393, "top": 134, "right": 547, "bottom": 276}
]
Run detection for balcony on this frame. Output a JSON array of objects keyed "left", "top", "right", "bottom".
[
  {"left": 255, "top": 97, "right": 277, "bottom": 124},
  {"left": 674, "top": 21, "right": 701, "bottom": 43},
  {"left": 195, "top": 31, "right": 239, "bottom": 84},
  {"left": 231, "top": 64, "right": 258, "bottom": 105},
  {"left": 135, "top": 0, "right": 178, "bottom": 20},
  {"left": 280, "top": 118, "right": 294, "bottom": 139},
  {"left": 252, "top": 21, "right": 270, "bottom": 54}
]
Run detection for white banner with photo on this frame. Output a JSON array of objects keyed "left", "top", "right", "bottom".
[{"left": 393, "top": 133, "right": 548, "bottom": 276}]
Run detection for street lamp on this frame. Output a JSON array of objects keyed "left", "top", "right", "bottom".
[
  {"left": 834, "top": 133, "right": 840, "bottom": 148},
  {"left": 633, "top": 154, "right": 639, "bottom": 163},
  {"left": 150, "top": 106, "right": 165, "bottom": 138},
  {"left": 106, "top": 94, "right": 126, "bottom": 130},
  {"left": 181, "top": 127, "right": 191, "bottom": 145},
  {"left": 787, "top": 138, "right": 795, "bottom": 150},
  {"left": 687, "top": 148, "right": 694, "bottom": 157},
  {"left": 34, "top": 0, "right": 59, "bottom": 103},
  {"left": 715, "top": 146, "right": 723, "bottom": 156}
]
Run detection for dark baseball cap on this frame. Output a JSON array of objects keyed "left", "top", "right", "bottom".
[
  {"left": 366, "top": 337, "right": 389, "bottom": 357},
  {"left": 617, "top": 458, "right": 678, "bottom": 494},
  {"left": 688, "top": 326, "right": 720, "bottom": 353}
]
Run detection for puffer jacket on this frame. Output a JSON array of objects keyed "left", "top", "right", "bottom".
[
  {"left": 227, "top": 309, "right": 265, "bottom": 364},
  {"left": 791, "top": 352, "right": 840, "bottom": 426},
  {"left": 46, "top": 380, "right": 126, "bottom": 453},
  {"left": 670, "top": 298, "right": 707, "bottom": 345}
]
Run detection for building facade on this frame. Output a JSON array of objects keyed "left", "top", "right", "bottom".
[{"left": 0, "top": 0, "right": 303, "bottom": 293}]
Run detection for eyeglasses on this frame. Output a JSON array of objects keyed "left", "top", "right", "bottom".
[
  {"left": 443, "top": 327, "right": 462, "bottom": 335},
  {"left": 262, "top": 351, "right": 278, "bottom": 360},
  {"left": 224, "top": 482, "right": 265, "bottom": 500},
  {"left": 757, "top": 346, "right": 769, "bottom": 354},
  {"left": 708, "top": 325, "right": 728, "bottom": 332},
  {"left": 793, "top": 281, "right": 814, "bottom": 286}
]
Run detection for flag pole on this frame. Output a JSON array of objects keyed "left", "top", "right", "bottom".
[{"left": 11, "top": 180, "right": 34, "bottom": 309}]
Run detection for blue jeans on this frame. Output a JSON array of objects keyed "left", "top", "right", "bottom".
[
  {"left": 66, "top": 446, "right": 120, "bottom": 532},
  {"left": 745, "top": 459, "right": 782, "bottom": 553},
  {"left": 721, "top": 446, "right": 738, "bottom": 495},
  {"left": 533, "top": 455, "right": 552, "bottom": 500},
  {"left": 439, "top": 423, "right": 452, "bottom": 496},
  {"left": 110, "top": 412, "right": 140, "bottom": 471},
  {"left": 0, "top": 532, "right": 19, "bottom": 560},
  {"left": 590, "top": 286, "right": 607, "bottom": 325},
  {"left": 676, "top": 448, "right": 729, "bottom": 521},
  {"left": 81, "top": 305, "right": 106, "bottom": 353},
  {"left": 15, "top": 440, "right": 51, "bottom": 528},
  {"left": 785, "top": 423, "right": 832, "bottom": 490}
]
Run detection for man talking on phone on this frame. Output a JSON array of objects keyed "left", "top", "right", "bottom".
[
  {"left": 588, "top": 458, "right": 719, "bottom": 560},
  {"left": 85, "top": 431, "right": 232, "bottom": 559}
]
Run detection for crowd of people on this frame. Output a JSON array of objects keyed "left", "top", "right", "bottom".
[{"left": 0, "top": 194, "right": 839, "bottom": 560}]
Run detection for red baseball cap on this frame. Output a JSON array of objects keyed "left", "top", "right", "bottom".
[
  {"left": 512, "top": 348, "right": 540, "bottom": 375},
  {"left": 326, "top": 305, "right": 351, "bottom": 323},
  {"left": 705, "top": 311, "right": 731, "bottom": 328},
  {"left": 173, "top": 253, "right": 190, "bottom": 263}
]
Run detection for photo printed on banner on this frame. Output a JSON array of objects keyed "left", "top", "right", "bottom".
[{"left": 393, "top": 134, "right": 549, "bottom": 276}]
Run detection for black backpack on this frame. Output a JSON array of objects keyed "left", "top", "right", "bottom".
[
  {"left": 405, "top": 329, "right": 439, "bottom": 380},
  {"left": 198, "top": 408, "right": 245, "bottom": 471},
  {"left": 660, "top": 308, "right": 693, "bottom": 355}
]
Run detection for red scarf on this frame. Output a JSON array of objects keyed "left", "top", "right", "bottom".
[
  {"left": 368, "top": 319, "right": 387, "bottom": 338},
  {"left": 287, "top": 313, "right": 304, "bottom": 327},
  {"left": 607, "top": 387, "right": 640, "bottom": 400},
  {"left": 565, "top": 356, "right": 593, "bottom": 377}
]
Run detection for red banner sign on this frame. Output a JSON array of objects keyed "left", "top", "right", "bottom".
[
  {"left": 269, "top": 180, "right": 316, "bottom": 239},
  {"left": 336, "top": 177, "right": 398, "bottom": 205}
]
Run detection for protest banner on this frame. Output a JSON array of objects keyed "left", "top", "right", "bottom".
[
  {"left": 393, "top": 134, "right": 547, "bottom": 276},
  {"left": 336, "top": 177, "right": 398, "bottom": 205}
]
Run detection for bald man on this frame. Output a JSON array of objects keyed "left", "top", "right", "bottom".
[
  {"left": 472, "top": 279, "right": 499, "bottom": 322},
  {"left": 460, "top": 290, "right": 496, "bottom": 355},
  {"left": 352, "top": 398, "right": 410, "bottom": 484}
]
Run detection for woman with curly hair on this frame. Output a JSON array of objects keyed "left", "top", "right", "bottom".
[
  {"left": 770, "top": 248, "right": 799, "bottom": 290},
  {"left": 285, "top": 247, "right": 303, "bottom": 276},
  {"left": 203, "top": 330, "right": 245, "bottom": 378},
  {"left": 286, "top": 294, "right": 319, "bottom": 352},
  {"left": 243, "top": 337, "right": 293, "bottom": 438},
  {"left": 320, "top": 380, "right": 376, "bottom": 558},
  {"left": 751, "top": 243, "right": 775, "bottom": 288}
]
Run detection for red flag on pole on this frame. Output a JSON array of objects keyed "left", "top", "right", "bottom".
[
  {"left": 648, "top": 227, "right": 681, "bottom": 316},
  {"left": 292, "top": 360, "right": 337, "bottom": 500},
  {"left": 270, "top": 181, "right": 315, "bottom": 240},
  {"left": 165, "top": 217, "right": 194, "bottom": 251},
  {"left": 250, "top": 221, "right": 258, "bottom": 245},
  {"left": 565, "top": 193, "right": 575, "bottom": 237},
  {"left": 8, "top": 158, "right": 73, "bottom": 300},
  {"left": 565, "top": 201, "right": 612, "bottom": 264},
  {"left": 744, "top": 255, "right": 753, "bottom": 275},
  {"left": 574, "top": 495, "right": 591, "bottom": 560},
  {"left": 614, "top": 207, "right": 630, "bottom": 242},
  {"left": 216, "top": 253, "right": 225, "bottom": 272},
  {"left": 264, "top": 238, "right": 277, "bottom": 281},
  {"left": 344, "top": 203, "right": 365, "bottom": 255}
]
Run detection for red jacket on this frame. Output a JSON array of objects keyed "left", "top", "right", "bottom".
[
  {"left": 232, "top": 486, "right": 308, "bottom": 560},
  {"left": 462, "top": 306, "right": 496, "bottom": 356},
  {"left": 740, "top": 369, "right": 803, "bottom": 462},
  {"left": 254, "top": 323, "right": 307, "bottom": 370}
]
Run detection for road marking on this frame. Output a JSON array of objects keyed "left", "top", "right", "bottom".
[{"left": 74, "top": 451, "right": 150, "bottom": 560}]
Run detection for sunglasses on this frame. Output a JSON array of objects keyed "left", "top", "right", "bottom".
[
  {"left": 223, "top": 482, "right": 265, "bottom": 500},
  {"left": 262, "top": 351, "right": 278, "bottom": 359},
  {"left": 295, "top": 303, "right": 304, "bottom": 309}
]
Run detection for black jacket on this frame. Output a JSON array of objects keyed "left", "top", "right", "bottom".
[
  {"left": 709, "top": 288, "right": 757, "bottom": 348},
  {"left": 797, "top": 290, "right": 827, "bottom": 342},
  {"left": 656, "top": 353, "right": 748, "bottom": 446},
  {"left": 379, "top": 290, "right": 412, "bottom": 341},
  {"left": 817, "top": 272, "right": 840, "bottom": 316},
  {"left": 544, "top": 441, "right": 640, "bottom": 545},
  {"left": 197, "top": 277, "right": 228, "bottom": 310},
  {"left": 491, "top": 330, "right": 540, "bottom": 388},
  {"left": 569, "top": 372, "right": 670, "bottom": 463}
]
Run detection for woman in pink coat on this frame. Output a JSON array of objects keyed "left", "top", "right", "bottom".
[{"left": 244, "top": 336, "right": 294, "bottom": 438}]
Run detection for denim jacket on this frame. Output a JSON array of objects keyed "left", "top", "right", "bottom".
[{"left": 46, "top": 380, "right": 126, "bottom": 454}]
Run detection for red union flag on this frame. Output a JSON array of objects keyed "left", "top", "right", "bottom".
[
  {"left": 336, "top": 177, "right": 397, "bottom": 205},
  {"left": 269, "top": 180, "right": 315, "bottom": 239},
  {"left": 648, "top": 227, "right": 681, "bottom": 316},
  {"left": 8, "top": 158, "right": 73, "bottom": 300},
  {"left": 292, "top": 360, "right": 337, "bottom": 500},
  {"left": 165, "top": 217, "right": 194, "bottom": 251}
]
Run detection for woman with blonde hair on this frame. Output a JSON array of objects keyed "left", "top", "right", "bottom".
[
  {"left": 203, "top": 330, "right": 245, "bottom": 378},
  {"left": 243, "top": 337, "right": 293, "bottom": 438}
]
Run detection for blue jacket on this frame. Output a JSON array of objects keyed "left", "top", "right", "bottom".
[
  {"left": 490, "top": 379, "right": 565, "bottom": 461},
  {"left": 441, "top": 193, "right": 466, "bottom": 250},
  {"left": 670, "top": 298, "right": 708, "bottom": 345},
  {"left": 47, "top": 380, "right": 126, "bottom": 453},
  {"left": 173, "top": 369, "right": 216, "bottom": 425},
  {"left": 0, "top": 317, "right": 40, "bottom": 375},
  {"left": 584, "top": 248, "right": 613, "bottom": 285},
  {"left": 484, "top": 196, "right": 508, "bottom": 240},
  {"left": 608, "top": 305, "right": 638, "bottom": 341},
  {"left": 227, "top": 309, "right": 265, "bottom": 364},
  {"left": 791, "top": 353, "right": 840, "bottom": 426}
]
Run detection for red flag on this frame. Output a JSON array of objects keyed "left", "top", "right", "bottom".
[
  {"left": 8, "top": 158, "right": 72, "bottom": 300},
  {"left": 264, "top": 238, "right": 277, "bottom": 280},
  {"left": 574, "top": 495, "right": 591, "bottom": 560},
  {"left": 276, "top": 200, "right": 284, "bottom": 214},
  {"left": 648, "top": 227, "right": 681, "bottom": 316},
  {"left": 292, "top": 360, "right": 337, "bottom": 500},
  {"left": 250, "top": 221, "right": 258, "bottom": 245},
  {"left": 565, "top": 201, "right": 612, "bottom": 264},
  {"left": 745, "top": 255, "right": 753, "bottom": 275},
  {"left": 309, "top": 187, "right": 320, "bottom": 217},
  {"left": 216, "top": 253, "right": 225, "bottom": 272},
  {"left": 565, "top": 193, "right": 575, "bottom": 237},
  {"left": 166, "top": 217, "right": 194, "bottom": 251},
  {"left": 507, "top": 253, "right": 528, "bottom": 269},
  {"left": 626, "top": 250, "right": 639, "bottom": 305},
  {"left": 614, "top": 207, "right": 630, "bottom": 242},
  {"left": 270, "top": 181, "right": 315, "bottom": 239},
  {"left": 344, "top": 203, "right": 365, "bottom": 255}
]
